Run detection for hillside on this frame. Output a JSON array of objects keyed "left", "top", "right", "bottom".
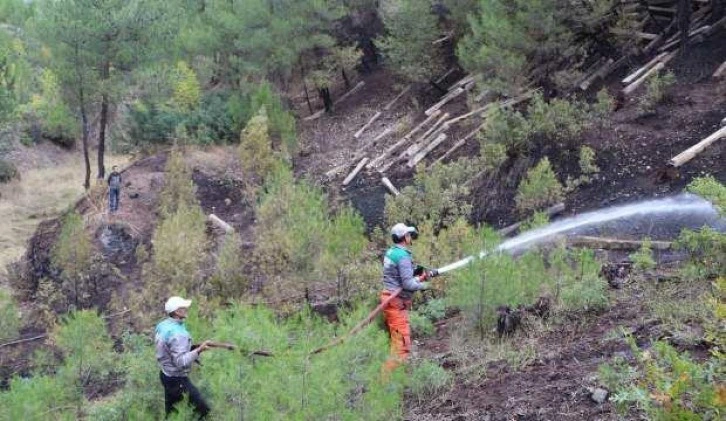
[{"left": 0, "top": 0, "right": 725, "bottom": 420}]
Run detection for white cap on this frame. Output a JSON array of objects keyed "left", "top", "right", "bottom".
[
  {"left": 165, "top": 296, "right": 192, "bottom": 314},
  {"left": 391, "top": 223, "right": 417, "bottom": 238}
]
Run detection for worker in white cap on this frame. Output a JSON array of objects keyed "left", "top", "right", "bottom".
[
  {"left": 155, "top": 296, "right": 211, "bottom": 418},
  {"left": 380, "top": 223, "right": 438, "bottom": 372}
]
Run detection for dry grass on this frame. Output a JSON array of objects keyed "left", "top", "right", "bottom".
[{"left": 0, "top": 155, "right": 129, "bottom": 281}]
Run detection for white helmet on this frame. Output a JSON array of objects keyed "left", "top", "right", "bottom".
[{"left": 165, "top": 296, "right": 192, "bottom": 314}]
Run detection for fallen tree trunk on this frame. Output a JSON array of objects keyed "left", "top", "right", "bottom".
[
  {"left": 714, "top": 60, "right": 726, "bottom": 78},
  {"left": 303, "top": 81, "right": 365, "bottom": 121},
  {"left": 367, "top": 112, "right": 441, "bottom": 169},
  {"left": 668, "top": 126, "right": 726, "bottom": 167},
  {"left": 623, "top": 59, "right": 669, "bottom": 96},
  {"left": 354, "top": 111, "right": 382, "bottom": 139},
  {"left": 622, "top": 52, "right": 669, "bottom": 84},
  {"left": 658, "top": 25, "right": 711, "bottom": 52},
  {"left": 342, "top": 157, "right": 369, "bottom": 186},
  {"left": 435, "top": 67, "right": 456, "bottom": 85},
  {"left": 402, "top": 113, "right": 449, "bottom": 159},
  {"left": 401, "top": 110, "right": 441, "bottom": 142},
  {"left": 568, "top": 236, "right": 672, "bottom": 251},
  {"left": 208, "top": 214, "right": 234, "bottom": 234},
  {"left": 384, "top": 86, "right": 411, "bottom": 111},
  {"left": 448, "top": 74, "right": 476, "bottom": 92},
  {"left": 0, "top": 334, "right": 47, "bottom": 349},
  {"left": 447, "top": 90, "right": 537, "bottom": 126},
  {"left": 381, "top": 177, "right": 401, "bottom": 196},
  {"left": 407, "top": 133, "right": 448, "bottom": 168},
  {"left": 434, "top": 123, "right": 485, "bottom": 165},
  {"left": 497, "top": 203, "right": 566, "bottom": 237},
  {"left": 425, "top": 87, "right": 465, "bottom": 116},
  {"left": 580, "top": 58, "right": 615, "bottom": 90}
]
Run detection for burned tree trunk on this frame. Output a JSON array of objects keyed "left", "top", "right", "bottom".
[
  {"left": 677, "top": 0, "right": 692, "bottom": 51},
  {"left": 342, "top": 68, "right": 351, "bottom": 89},
  {"left": 319, "top": 87, "right": 332, "bottom": 113}
]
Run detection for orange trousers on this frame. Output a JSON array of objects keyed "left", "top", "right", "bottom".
[{"left": 380, "top": 290, "right": 412, "bottom": 373}]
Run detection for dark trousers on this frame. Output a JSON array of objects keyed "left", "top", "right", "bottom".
[
  {"left": 159, "top": 371, "right": 210, "bottom": 419},
  {"left": 109, "top": 187, "right": 120, "bottom": 212}
]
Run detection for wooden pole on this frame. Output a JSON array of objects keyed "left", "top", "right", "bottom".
[
  {"left": 425, "top": 87, "right": 465, "bottom": 116},
  {"left": 579, "top": 58, "right": 614, "bottom": 91},
  {"left": 434, "top": 123, "right": 485, "bottom": 165},
  {"left": 208, "top": 214, "right": 234, "bottom": 233},
  {"left": 407, "top": 133, "right": 448, "bottom": 168},
  {"left": 310, "top": 288, "right": 402, "bottom": 355},
  {"left": 402, "top": 113, "right": 449, "bottom": 159},
  {"left": 714, "top": 61, "right": 726, "bottom": 78},
  {"left": 342, "top": 157, "right": 369, "bottom": 186},
  {"left": 623, "top": 60, "right": 667, "bottom": 96},
  {"left": 384, "top": 86, "right": 412, "bottom": 111},
  {"left": 0, "top": 334, "right": 47, "bottom": 349},
  {"left": 622, "top": 52, "right": 668, "bottom": 85},
  {"left": 669, "top": 126, "right": 726, "bottom": 167},
  {"left": 381, "top": 177, "right": 401, "bottom": 196},
  {"left": 354, "top": 111, "right": 382, "bottom": 139},
  {"left": 401, "top": 110, "right": 441, "bottom": 141}
]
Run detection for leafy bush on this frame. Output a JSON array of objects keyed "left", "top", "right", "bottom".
[
  {"left": 688, "top": 176, "right": 725, "bottom": 215},
  {"left": 409, "top": 310, "right": 435, "bottom": 337},
  {"left": 409, "top": 361, "right": 452, "bottom": 401},
  {"left": 515, "top": 157, "right": 564, "bottom": 213},
  {"left": 519, "top": 211, "right": 550, "bottom": 232},
  {"left": 639, "top": 71, "right": 676, "bottom": 112},
  {"left": 675, "top": 227, "right": 726, "bottom": 279},
  {"left": 171, "top": 61, "right": 201, "bottom": 111},
  {"left": 210, "top": 233, "right": 248, "bottom": 298},
  {"left": 579, "top": 145, "right": 599, "bottom": 176},
  {"left": 238, "top": 107, "right": 280, "bottom": 186},
  {"left": 0, "top": 289, "right": 19, "bottom": 341},
  {"left": 630, "top": 238, "right": 656, "bottom": 272},
  {"left": 605, "top": 337, "right": 723, "bottom": 419},
  {"left": 249, "top": 82, "right": 296, "bottom": 155},
  {"left": 384, "top": 159, "right": 478, "bottom": 231},
  {"left": 51, "top": 211, "right": 94, "bottom": 311},
  {"left": 22, "top": 70, "right": 77, "bottom": 147},
  {"left": 418, "top": 298, "right": 447, "bottom": 322},
  {"left": 158, "top": 148, "right": 198, "bottom": 217},
  {"left": 0, "top": 157, "right": 18, "bottom": 183}
]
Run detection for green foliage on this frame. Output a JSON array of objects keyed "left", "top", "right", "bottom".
[
  {"left": 210, "top": 233, "right": 248, "bottom": 298},
  {"left": 385, "top": 160, "right": 478, "bottom": 231},
  {"left": 579, "top": 145, "right": 599, "bottom": 176},
  {"left": 458, "top": 0, "right": 574, "bottom": 93},
  {"left": 675, "top": 227, "right": 726, "bottom": 279},
  {"left": 22, "top": 69, "right": 77, "bottom": 146},
  {"left": 158, "top": 148, "right": 198, "bottom": 217},
  {"left": 515, "top": 157, "right": 564, "bottom": 213},
  {"left": 148, "top": 203, "right": 207, "bottom": 297},
  {"left": 639, "top": 71, "right": 676, "bottom": 112},
  {"left": 418, "top": 298, "right": 447, "bottom": 322},
  {"left": 594, "top": 88, "right": 615, "bottom": 120},
  {"left": 378, "top": 0, "right": 442, "bottom": 83},
  {"left": 172, "top": 61, "right": 201, "bottom": 111},
  {"left": 254, "top": 165, "right": 370, "bottom": 301},
  {"left": 520, "top": 211, "right": 550, "bottom": 232},
  {"left": 238, "top": 107, "right": 279, "bottom": 185},
  {"left": 605, "top": 337, "right": 724, "bottom": 419},
  {"left": 688, "top": 176, "right": 725, "bottom": 215},
  {"left": 409, "top": 310, "right": 435, "bottom": 337},
  {"left": 630, "top": 238, "right": 656, "bottom": 272},
  {"left": 409, "top": 360, "right": 452, "bottom": 401},
  {"left": 0, "top": 289, "right": 20, "bottom": 341},
  {"left": 51, "top": 211, "right": 94, "bottom": 310},
  {"left": 0, "top": 374, "right": 76, "bottom": 420},
  {"left": 0, "top": 157, "right": 18, "bottom": 182},
  {"left": 249, "top": 82, "right": 297, "bottom": 155}
]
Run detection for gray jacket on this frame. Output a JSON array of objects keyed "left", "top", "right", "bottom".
[
  {"left": 155, "top": 318, "right": 200, "bottom": 377},
  {"left": 382, "top": 244, "right": 425, "bottom": 300}
]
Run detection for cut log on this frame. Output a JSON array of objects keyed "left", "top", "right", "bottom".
[
  {"left": 623, "top": 61, "right": 665, "bottom": 95},
  {"left": 425, "top": 87, "right": 465, "bottom": 116},
  {"left": 447, "top": 89, "right": 537, "bottom": 126},
  {"left": 579, "top": 58, "right": 614, "bottom": 90},
  {"left": 325, "top": 163, "right": 349, "bottom": 178},
  {"left": 658, "top": 25, "right": 711, "bottom": 51},
  {"left": 648, "top": 6, "right": 676, "bottom": 13},
  {"left": 497, "top": 203, "right": 566, "bottom": 237},
  {"left": 342, "top": 157, "right": 369, "bottom": 186},
  {"left": 381, "top": 177, "right": 401, "bottom": 196},
  {"left": 208, "top": 214, "right": 234, "bottom": 234},
  {"left": 610, "top": 29, "right": 659, "bottom": 40},
  {"left": 368, "top": 136, "right": 412, "bottom": 169},
  {"left": 0, "top": 334, "right": 47, "bottom": 349},
  {"left": 407, "top": 133, "right": 448, "bottom": 168},
  {"left": 303, "top": 81, "right": 365, "bottom": 121},
  {"left": 354, "top": 111, "right": 382, "bottom": 139},
  {"left": 448, "top": 74, "right": 476, "bottom": 92},
  {"left": 328, "top": 127, "right": 396, "bottom": 178},
  {"left": 432, "top": 32, "right": 453, "bottom": 44},
  {"left": 384, "top": 86, "right": 412, "bottom": 111},
  {"left": 435, "top": 67, "right": 456, "bottom": 85},
  {"left": 403, "top": 113, "right": 449, "bottom": 158},
  {"left": 568, "top": 236, "right": 672, "bottom": 251},
  {"left": 401, "top": 110, "right": 441, "bottom": 142},
  {"left": 705, "top": 16, "right": 726, "bottom": 36},
  {"left": 434, "top": 123, "right": 485, "bottom": 165},
  {"left": 622, "top": 52, "right": 669, "bottom": 84},
  {"left": 714, "top": 61, "right": 726, "bottom": 78},
  {"left": 669, "top": 126, "right": 726, "bottom": 167}
]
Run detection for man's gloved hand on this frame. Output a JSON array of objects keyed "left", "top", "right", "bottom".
[{"left": 427, "top": 269, "right": 439, "bottom": 278}]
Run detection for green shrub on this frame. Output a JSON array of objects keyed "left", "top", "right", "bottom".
[
  {"left": 418, "top": 298, "right": 447, "bottom": 322},
  {"left": 675, "top": 227, "right": 726, "bottom": 279},
  {"left": 0, "top": 157, "right": 18, "bottom": 183},
  {"left": 409, "top": 360, "right": 452, "bottom": 401},
  {"left": 51, "top": 211, "right": 94, "bottom": 311},
  {"left": 630, "top": 238, "right": 656, "bottom": 272},
  {"left": 519, "top": 211, "right": 550, "bottom": 232},
  {"left": 480, "top": 105, "right": 530, "bottom": 154},
  {"left": 579, "top": 146, "right": 599, "bottom": 176},
  {"left": 0, "top": 289, "right": 20, "bottom": 341},
  {"left": 593, "top": 88, "right": 615, "bottom": 121},
  {"left": 688, "top": 176, "right": 725, "bottom": 215},
  {"left": 23, "top": 69, "right": 77, "bottom": 147},
  {"left": 158, "top": 148, "right": 198, "bottom": 217},
  {"left": 515, "top": 157, "right": 564, "bottom": 213},
  {"left": 606, "top": 337, "right": 722, "bottom": 419},
  {"left": 147, "top": 203, "right": 207, "bottom": 297},
  {"left": 238, "top": 107, "right": 280, "bottom": 185},
  {"left": 410, "top": 311, "right": 435, "bottom": 337},
  {"left": 384, "top": 159, "right": 478, "bottom": 231},
  {"left": 249, "top": 82, "right": 296, "bottom": 155},
  {"left": 639, "top": 71, "right": 676, "bottom": 112},
  {"left": 210, "top": 233, "right": 248, "bottom": 298}
]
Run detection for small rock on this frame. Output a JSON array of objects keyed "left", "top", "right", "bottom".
[
  {"left": 224, "top": 198, "right": 232, "bottom": 206},
  {"left": 589, "top": 387, "right": 609, "bottom": 404},
  {"left": 128, "top": 192, "right": 139, "bottom": 199}
]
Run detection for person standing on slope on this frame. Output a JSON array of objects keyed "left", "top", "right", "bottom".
[
  {"left": 381, "top": 223, "right": 437, "bottom": 372},
  {"left": 107, "top": 165, "right": 122, "bottom": 213},
  {"left": 155, "top": 296, "right": 212, "bottom": 419}
]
